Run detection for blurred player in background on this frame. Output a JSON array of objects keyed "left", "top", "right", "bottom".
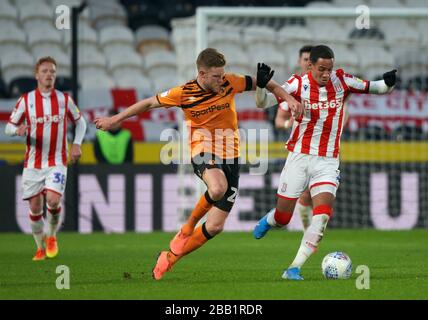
[
  {"left": 274, "top": 45, "right": 314, "bottom": 230},
  {"left": 94, "top": 48, "right": 302, "bottom": 280},
  {"left": 93, "top": 109, "right": 134, "bottom": 164},
  {"left": 4, "top": 57, "right": 87, "bottom": 261},
  {"left": 253, "top": 45, "right": 396, "bottom": 280}
]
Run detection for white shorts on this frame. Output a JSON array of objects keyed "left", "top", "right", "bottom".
[
  {"left": 277, "top": 152, "right": 340, "bottom": 200},
  {"left": 22, "top": 166, "right": 67, "bottom": 200}
]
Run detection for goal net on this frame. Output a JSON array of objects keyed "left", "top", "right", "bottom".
[{"left": 170, "top": 3, "right": 428, "bottom": 230}]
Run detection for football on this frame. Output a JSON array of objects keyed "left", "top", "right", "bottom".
[{"left": 321, "top": 251, "right": 352, "bottom": 280}]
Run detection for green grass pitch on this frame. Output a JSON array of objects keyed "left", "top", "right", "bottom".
[{"left": 0, "top": 230, "right": 427, "bottom": 300}]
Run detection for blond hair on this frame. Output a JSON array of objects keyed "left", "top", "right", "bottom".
[{"left": 34, "top": 56, "right": 57, "bottom": 74}]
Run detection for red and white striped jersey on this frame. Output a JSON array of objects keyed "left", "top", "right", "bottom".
[
  {"left": 8, "top": 88, "right": 81, "bottom": 169},
  {"left": 283, "top": 69, "right": 369, "bottom": 158}
]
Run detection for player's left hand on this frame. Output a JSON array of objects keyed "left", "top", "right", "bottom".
[
  {"left": 70, "top": 144, "right": 82, "bottom": 163},
  {"left": 257, "top": 63, "right": 275, "bottom": 88},
  {"left": 383, "top": 69, "right": 397, "bottom": 87}
]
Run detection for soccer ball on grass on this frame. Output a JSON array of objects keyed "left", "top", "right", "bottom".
[{"left": 321, "top": 251, "right": 352, "bottom": 279}]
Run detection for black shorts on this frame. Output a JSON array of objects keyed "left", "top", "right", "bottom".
[{"left": 191, "top": 153, "right": 240, "bottom": 212}]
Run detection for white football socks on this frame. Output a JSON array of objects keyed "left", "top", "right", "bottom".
[
  {"left": 298, "top": 203, "right": 313, "bottom": 231},
  {"left": 289, "top": 213, "right": 329, "bottom": 269},
  {"left": 46, "top": 205, "right": 61, "bottom": 237},
  {"left": 266, "top": 208, "right": 280, "bottom": 227},
  {"left": 29, "top": 211, "right": 44, "bottom": 249}
]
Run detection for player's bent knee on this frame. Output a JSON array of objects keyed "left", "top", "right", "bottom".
[
  {"left": 46, "top": 198, "right": 61, "bottom": 209},
  {"left": 209, "top": 186, "right": 227, "bottom": 201},
  {"left": 46, "top": 191, "right": 62, "bottom": 208},
  {"left": 29, "top": 201, "right": 43, "bottom": 214},
  {"left": 30, "top": 205, "right": 43, "bottom": 214},
  {"left": 276, "top": 197, "right": 297, "bottom": 214},
  {"left": 205, "top": 224, "right": 223, "bottom": 236}
]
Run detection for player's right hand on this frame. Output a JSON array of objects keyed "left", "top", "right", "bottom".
[
  {"left": 16, "top": 124, "right": 28, "bottom": 136},
  {"left": 287, "top": 97, "right": 303, "bottom": 120},
  {"left": 257, "top": 63, "right": 275, "bottom": 88},
  {"left": 70, "top": 143, "right": 82, "bottom": 163},
  {"left": 94, "top": 117, "right": 115, "bottom": 131}
]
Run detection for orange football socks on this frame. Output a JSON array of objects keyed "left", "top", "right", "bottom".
[
  {"left": 181, "top": 191, "right": 215, "bottom": 236},
  {"left": 168, "top": 223, "right": 213, "bottom": 265}
]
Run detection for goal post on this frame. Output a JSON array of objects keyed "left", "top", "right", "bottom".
[{"left": 171, "top": 5, "right": 428, "bottom": 230}]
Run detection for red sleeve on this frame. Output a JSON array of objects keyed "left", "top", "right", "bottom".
[
  {"left": 339, "top": 69, "right": 369, "bottom": 94},
  {"left": 276, "top": 74, "right": 301, "bottom": 103}
]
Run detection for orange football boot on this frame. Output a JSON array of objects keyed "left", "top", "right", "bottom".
[
  {"left": 152, "top": 251, "right": 173, "bottom": 280},
  {"left": 33, "top": 248, "right": 46, "bottom": 261},
  {"left": 46, "top": 236, "right": 58, "bottom": 258}
]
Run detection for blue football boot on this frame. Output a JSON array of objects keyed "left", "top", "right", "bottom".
[
  {"left": 282, "top": 267, "right": 304, "bottom": 280},
  {"left": 253, "top": 209, "right": 274, "bottom": 239}
]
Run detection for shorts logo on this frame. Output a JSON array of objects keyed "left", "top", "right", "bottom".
[
  {"left": 281, "top": 183, "right": 287, "bottom": 193},
  {"left": 336, "top": 170, "right": 341, "bottom": 184}
]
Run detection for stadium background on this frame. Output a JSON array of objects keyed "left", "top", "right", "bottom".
[{"left": 0, "top": 0, "right": 427, "bottom": 233}]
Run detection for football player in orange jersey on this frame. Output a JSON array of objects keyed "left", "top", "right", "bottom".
[{"left": 95, "top": 48, "right": 302, "bottom": 280}]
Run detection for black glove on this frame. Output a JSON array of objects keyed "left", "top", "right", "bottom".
[
  {"left": 383, "top": 69, "right": 397, "bottom": 87},
  {"left": 257, "top": 63, "right": 274, "bottom": 88}
]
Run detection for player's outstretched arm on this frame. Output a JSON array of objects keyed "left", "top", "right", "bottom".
[
  {"left": 368, "top": 69, "right": 397, "bottom": 94},
  {"left": 255, "top": 86, "right": 277, "bottom": 109},
  {"left": 266, "top": 81, "right": 302, "bottom": 119},
  {"left": 254, "top": 63, "right": 303, "bottom": 118},
  {"left": 94, "top": 96, "right": 161, "bottom": 131},
  {"left": 254, "top": 63, "right": 278, "bottom": 109}
]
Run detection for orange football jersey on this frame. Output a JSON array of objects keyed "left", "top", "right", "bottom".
[{"left": 156, "top": 73, "right": 252, "bottom": 159}]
